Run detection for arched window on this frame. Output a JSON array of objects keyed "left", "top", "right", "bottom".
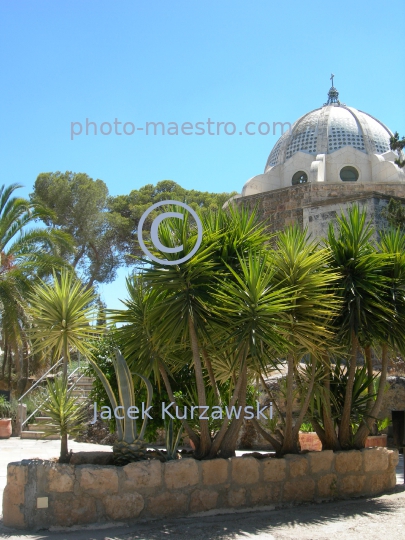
[
  {"left": 340, "top": 166, "right": 359, "bottom": 182},
  {"left": 292, "top": 171, "right": 308, "bottom": 185}
]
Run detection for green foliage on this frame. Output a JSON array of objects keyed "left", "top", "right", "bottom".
[
  {"left": 41, "top": 376, "right": 88, "bottom": 461},
  {"left": 389, "top": 132, "right": 405, "bottom": 168},
  {"left": 299, "top": 422, "right": 313, "bottom": 433},
  {"left": 31, "top": 174, "right": 237, "bottom": 284},
  {"left": 0, "top": 183, "right": 73, "bottom": 391},
  {"left": 164, "top": 418, "right": 183, "bottom": 460},
  {"left": 382, "top": 199, "right": 405, "bottom": 230},
  {"left": 309, "top": 358, "right": 376, "bottom": 430},
  {"left": 0, "top": 395, "right": 11, "bottom": 418},
  {"left": 108, "top": 179, "right": 237, "bottom": 264},
  {"left": 376, "top": 416, "right": 390, "bottom": 433},
  {"left": 88, "top": 347, "right": 153, "bottom": 463},
  {"left": 31, "top": 171, "right": 121, "bottom": 286},
  {"left": 28, "top": 269, "right": 100, "bottom": 375}
]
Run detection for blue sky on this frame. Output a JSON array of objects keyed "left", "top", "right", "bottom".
[{"left": 1, "top": 0, "right": 404, "bottom": 308}]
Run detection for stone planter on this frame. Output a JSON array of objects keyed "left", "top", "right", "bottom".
[
  {"left": 299, "top": 431, "right": 322, "bottom": 451},
  {"left": 365, "top": 434, "right": 387, "bottom": 448},
  {"left": 0, "top": 418, "right": 12, "bottom": 439},
  {"left": 3, "top": 448, "right": 398, "bottom": 530}
]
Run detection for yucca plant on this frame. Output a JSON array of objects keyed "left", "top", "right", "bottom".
[
  {"left": 164, "top": 418, "right": 183, "bottom": 460},
  {"left": 28, "top": 269, "right": 100, "bottom": 377},
  {"left": 41, "top": 375, "right": 87, "bottom": 462},
  {"left": 90, "top": 348, "right": 153, "bottom": 465}
]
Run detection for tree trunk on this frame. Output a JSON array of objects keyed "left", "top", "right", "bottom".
[
  {"left": 217, "top": 362, "right": 248, "bottom": 458},
  {"left": 251, "top": 418, "right": 282, "bottom": 453},
  {"left": 322, "top": 355, "right": 340, "bottom": 450},
  {"left": 339, "top": 330, "right": 358, "bottom": 448},
  {"left": 59, "top": 433, "right": 69, "bottom": 463},
  {"left": 280, "top": 353, "right": 298, "bottom": 455},
  {"left": 259, "top": 373, "right": 285, "bottom": 426},
  {"left": 62, "top": 336, "right": 68, "bottom": 378},
  {"left": 158, "top": 361, "right": 199, "bottom": 449},
  {"left": 202, "top": 348, "right": 220, "bottom": 405},
  {"left": 354, "top": 342, "right": 389, "bottom": 448},
  {"left": 188, "top": 318, "right": 211, "bottom": 458},
  {"left": 208, "top": 352, "right": 246, "bottom": 458},
  {"left": 1, "top": 342, "right": 8, "bottom": 379}
]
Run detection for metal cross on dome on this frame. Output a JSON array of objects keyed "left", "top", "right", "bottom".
[{"left": 324, "top": 73, "right": 343, "bottom": 106}]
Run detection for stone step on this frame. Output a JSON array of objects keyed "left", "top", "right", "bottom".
[
  {"left": 21, "top": 431, "right": 61, "bottom": 440},
  {"left": 34, "top": 416, "right": 53, "bottom": 423},
  {"left": 28, "top": 423, "right": 57, "bottom": 431}
]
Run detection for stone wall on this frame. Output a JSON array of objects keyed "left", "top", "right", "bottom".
[
  {"left": 3, "top": 448, "right": 398, "bottom": 530},
  {"left": 238, "top": 182, "right": 405, "bottom": 235}
]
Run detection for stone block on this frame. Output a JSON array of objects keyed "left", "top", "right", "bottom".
[
  {"left": 4, "top": 465, "right": 26, "bottom": 505},
  {"left": 388, "top": 450, "right": 399, "bottom": 471},
  {"left": 79, "top": 466, "right": 118, "bottom": 494},
  {"left": 285, "top": 455, "right": 308, "bottom": 478},
  {"left": 366, "top": 473, "right": 390, "bottom": 494},
  {"left": 249, "top": 484, "right": 281, "bottom": 505},
  {"left": 124, "top": 460, "right": 162, "bottom": 488},
  {"left": 52, "top": 494, "right": 97, "bottom": 526},
  {"left": 339, "top": 474, "right": 365, "bottom": 495},
  {"left": 70, "top": 451, "right": 114, "bottom": 465},
  {"left": 190, "top": 489, "right": 218, "bottom": 513},
  {"left": 283, "top": 477, "right": 315, "bottom": 502},
  {"left": 317, "top": 474, "right": 337, "bottom": 499},
  {"left": 164, "top": 459, "right": 199, "bottom": 490},
  {"left": 262, "top": 458, "right": 286, "bottom": 482},
  {"left": 309, "top": 451, "right": 334, "bottom": 474},
  {"left": 228, "top": 488, "right": 246, "bottom": 507},
  {"left": 231, "top": 457, "right": 259, "bottom": 484},
  {"left": 202, "top": 459, "right": 228, "bottom": 485},
  {"left": 334, "top": 450, "right": 362, "bottom": 473},
  {"left": 2, "top": 485, "right": 25, "bottom": 528},
  {"left": 104, "top": 492, "right": 144, "bottom": 520},
  {"left": 363, "top": 448, "right": 388, "bottom": 472},
  {"left": 147, "top": 492, "right": 188, "bottom": 517},
  {"left": 48, "top": 465, "right": 74, "bottom": 493}
]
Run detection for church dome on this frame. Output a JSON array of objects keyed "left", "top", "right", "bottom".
[
  {"left": 238, "top": 79, "right": 403, "bottom": 198},
  {"left": 265, "top": 88, "right": 393, "bottom": 172}
]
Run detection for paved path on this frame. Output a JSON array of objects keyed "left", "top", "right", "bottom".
[{"left": 0, "top": 439, "right": 404, "bottom": 540}]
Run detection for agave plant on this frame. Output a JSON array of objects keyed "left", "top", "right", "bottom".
[{"left": 89, "top": 348, "right": 153, "bottom": 465}]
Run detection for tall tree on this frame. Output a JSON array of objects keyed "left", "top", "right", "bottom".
[
  {"left": 31, "top": 174, "right": 237, "bottom": 284},
  {"left": 31, "top": 172, "right": 123, "bottom": 287},
  {"left": 0, "top": 183, "right": 73, "bottom": 392}
]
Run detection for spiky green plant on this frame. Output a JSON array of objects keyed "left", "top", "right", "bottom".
[
  {"left": 40, "top": 375, "right": 87, "bottom": 462},
  {"left": 164, "top": 418, "right": 183, "bottom": 460},
  {"left": 28, "top": 269, "right": 99, "bottom": 377},
  {"left": 89, "top": 348, "right": 153, "bottom": 465}
]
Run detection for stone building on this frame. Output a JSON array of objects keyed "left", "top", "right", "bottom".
[{"left": 231, "top": 79, "right": 404, "bottom": 236}]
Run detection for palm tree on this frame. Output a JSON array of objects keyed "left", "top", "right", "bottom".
[
  {"left": 0, "top": 183, "right": 73, "bottom": 391},
  {"left": 29, "top": 269, "right": 100, "bottom": 463},
  {"left": 246, "top": 226, "right": 340, "bottom": 455},
  {"left": 326, "top": 205, "right": 391, "bottom": 449},
  {"left": 353, "top": 227, "right": 405, "bottom": 447},
  {"left": 112, "top": 204, "right": 285, "bottom": 458},
  {"left": 28, "top": 269, "right": 99, "bottom": 377}
]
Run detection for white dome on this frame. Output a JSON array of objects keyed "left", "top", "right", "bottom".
[
  {"left": 239, "top": 83, "right": 404, "bottom": 198},
  {"left": 265, "top": 96, "right": 393, "bottom": 172}
]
